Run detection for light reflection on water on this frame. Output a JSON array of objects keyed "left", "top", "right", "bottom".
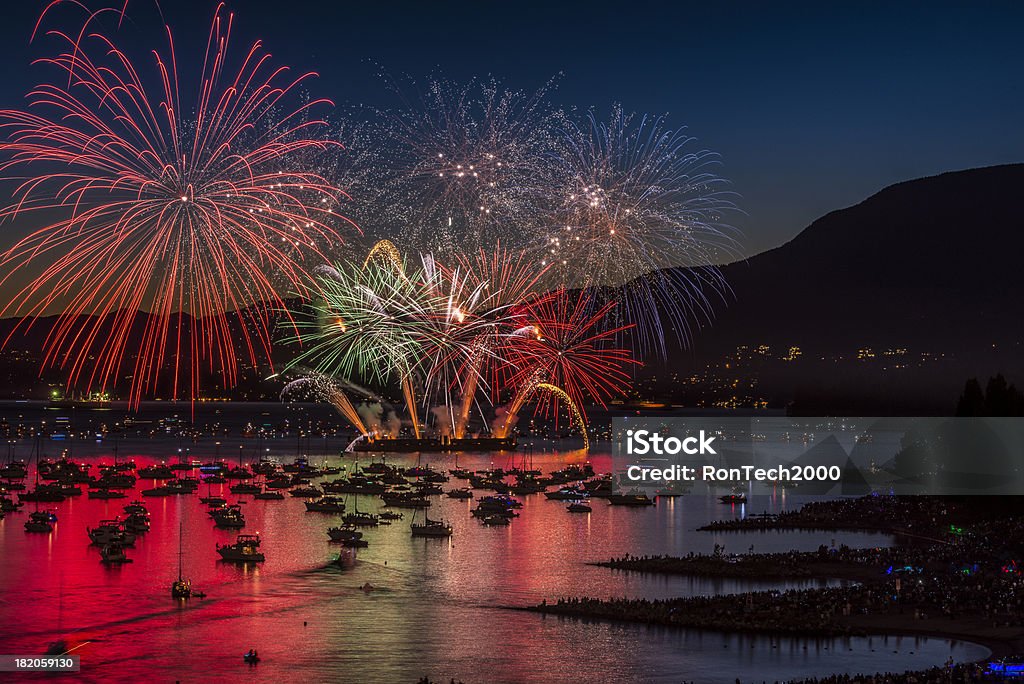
[{"left": 0, "top": 405, "right": 990, "bottom": 682}]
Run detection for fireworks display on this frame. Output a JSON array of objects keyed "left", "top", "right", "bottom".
[
  {"left": 0, "top": 2, "right": 355, "bottom": 404},
  {"left": 539, "top": 106, "right": 737, "bottom": 354},
  {"left": 377, "top": 75, "right": 558, "bottom": 254},
  {"left": 291, "top": 242, "right": 634, "bottom": 445},
  {"left": 0, "top": 2, "right": 741, "bottom": 441},
  {"left": 492, "top": 289, "right": 637, "bottom": 437}
]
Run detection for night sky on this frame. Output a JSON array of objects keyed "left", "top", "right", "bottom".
[{"left": 0, "top": 0, "right": 1022, "bottom": 257}]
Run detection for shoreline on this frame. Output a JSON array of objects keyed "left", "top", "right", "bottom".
[
  {"left": 587, "top": 557, "right": 885, "bottom": 583},
  {"left": 509, "top": 603, "right": 1021, "bottom": 662}
]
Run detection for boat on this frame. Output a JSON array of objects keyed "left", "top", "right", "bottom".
[
  {"left": 224, "top": 467, "right": 254, "bottom": 480},
  {"left": 567, "top": 502, "right": 593, "bottom": 513},
  {"left": 544, "top": 487, "right": 589, "bottom": 501},
  {"left": 88, "top": 488, "right": 126, "bottom": 499},
  {"left": 481, "top": 514, "right": 510, "bottom": 526},
  {"left": 138, "top": 464, "right": 174, "bottom": 479},
  {"left": 550, "top": 463, "right": 595, "bottom": 483},
  {"left": 124, "top": 513, "right": 150, "bottom": 533},
  {"left": 304, "top": 496, "right": 346, "bottom": 513},
  {"left": 607, "top": 493, "right": 656, "bottom": 506},
  {"left": 323, "top": 476, "right": 387, "bottom": 495},
  {"left": 378, "top": 511, "right": 404, "bottom": 520},
  {"left": 508, "top": 480, "right": 547, "bottom": 495},
  {"left": 341, "top": 535, "right": 368, "bottom": 547},
  {"left": 212, "top": 505, "right": 246, "bottom": 528},
  {"left": 327, "top": 525, "right": 363, "bottom": 542},
  {"left": 289, "top": 486, "right": 322, "bottom": 498},
  {"left": 1, "top": 496, "right": 24, "bottom": 512},
  {"left": 243, "top": 650, "right": 261, "bottom": 664},
  {"left": 380, "top": 492, "right": 430, "bottom": 508},
  {"left": 87, "top": 519, "right": 136, "bottom": 545},
  {"left": 199, "top": 495, "right": 228, "bottom": 506},
  {"left": 89, "top": 473, "right": 136, "bottom": 489},
  {"left": 719, "top": 493, "right": 747, "bottom": 504},
  {"left": 24, "top": 511, "right": 54, "bottom": 533},
  {"left": 100, "top": 541, "right": 132, "bottom": 564},
  {"left": 475, "top": 495, "right": 523, "bottom": 512},
  {"left": 172, "top": 577, "right": 196, "bottom": 599},
  {"left": 412, "top": 482, "right": 444, "bottom": 496},
  {"left": 445, "top": 488, "right": 474, "bottom": 499},
  {"left": 216, "top": 534, "right": 265, "bottom": 562},
  {"left": 410, "top": 509, "right": 453, "bottom": 538},
  {"left": 172, "top": 520, "right": 203, "bottom": 599},
  {"left": 123, "top": 500, "right": 148, "bottom": 515},
  {"left": 342, "top": 511, "right": 379, "bottom": 526},
  {"left": 282, "top": 457, "right": 312, "bottom": 473},
  {"left": 0, "top": 460, "right": 28, "bottom": 479},
  {"left": 166, "top": 478, "right": 199, "bottom": 494},
  {"left": 20, "top": 484, "right": 67, "bottom": 502},
  {"left": 141, "top": 486, "right": 173, "bottom": 497},
  {"left": 229, "top": 482, "right": 261, "bottom": 495},
  {"left": 253, "top": 491, "right": 285, "bottom": 500}
]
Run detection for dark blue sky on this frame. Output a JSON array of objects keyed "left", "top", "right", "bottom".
[{"left": 2, "top": 0, "right": 1022, "bottom": 256}]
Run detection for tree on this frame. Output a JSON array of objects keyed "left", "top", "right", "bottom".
[{"left": 955, "top": 378, "right": 985, "bottom": 416}]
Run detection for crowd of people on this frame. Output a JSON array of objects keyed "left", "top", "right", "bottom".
[
  {"left": 700, "top": 496, "right": 963, "bottom": 534},
  {"left": 540, "top": 495, "right": 1024, "bottom": 665},
  {"left": 597, "top": 544, "right": 908, "bottom": 579},
  {"left": 783, "top": 660, "right": 1003, "bottom": 683}
]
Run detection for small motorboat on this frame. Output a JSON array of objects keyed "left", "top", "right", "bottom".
[
  {"left": 24, "top": 511, "right": 54, "bottom": 533},
  {"left": 481, "top": 514, "right": 511, "bottom": 526},
  {"left": 327, "top": 525, "right": 363, "bottom": 543},
  {"left": 88, "top": 488, "right": 126, "bottom": 499},
  {"left": 243, "top": 650, "right": 261, "bottom": 664},
  {"left": 217, "top": 534, "right": 265, "bottom": 563},
  {"left": 123, "top": 500, "right": 149, "bottom": 515},
  {"left": 719, "top": 493, "right": 747, "bottom": 504},
  {"left": 545, "top": 487, "right": 589, "bottom": 501},
  {"left": 445, "top": 488, "right": 474, "bottom": 499},
  {"left": 341, "top": 537, "right": 369, "bottom": 548},
  {"left": 567, "top": 502, "right": 592, "bottom": 513},
  {"left": 100, "top": 541, "right": 132, "bottom": 564}
]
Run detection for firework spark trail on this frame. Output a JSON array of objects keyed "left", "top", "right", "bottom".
[
  {"left": 363, "top": 239, "right": 405, "bottom": 272},
  {"left": 535, "top": 383, "right": 588, "bottom": 450},
  {"left": 280, "top": 373, "right": 368, "bottom": 435},
  {"left": 493, "top": 367, "right": 543, "bottom": 439},
  {"left": 446, "top": 244, "right": 548, "bottom": 438},
  {"left": 289, "top": 255, "right": 448, "bottom": 434},
  {"left": 499, "top": 288, "right": 638, "bottom": 420},
  {"left": 540, "top": 105, "right": 738, "bottom": 355},
  {"left": 0, "top": 2, "right": 356, "bottom": 404},
  {"left": 380, "top": 74, "right": 558, "bottom": 254}
]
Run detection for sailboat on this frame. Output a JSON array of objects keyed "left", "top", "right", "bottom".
[
  {"left": 171, "top": 520, "right": 204, "bottom": 599},
  {"left": 410, "top": 507, "right": 453, "bottom": 538}
]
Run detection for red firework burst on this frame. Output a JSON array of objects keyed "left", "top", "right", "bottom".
[
  {"left": 0, "top": 2, "right": 356, "bottom": 404},
  {"left": 500, "top": 288, "right": 638, "bottom": 419}
]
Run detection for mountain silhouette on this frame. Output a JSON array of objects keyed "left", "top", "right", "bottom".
[{"left": 703, "top": 163, "right": 1024, "bottom": 351}]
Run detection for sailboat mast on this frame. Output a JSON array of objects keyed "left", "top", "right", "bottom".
[{"left": 178, "top": 519, "right": 183, "bottom": 581}]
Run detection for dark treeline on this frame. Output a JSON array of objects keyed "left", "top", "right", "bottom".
[{"left": 955, "top": 373, "right": 1024, "bottom": 416}]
